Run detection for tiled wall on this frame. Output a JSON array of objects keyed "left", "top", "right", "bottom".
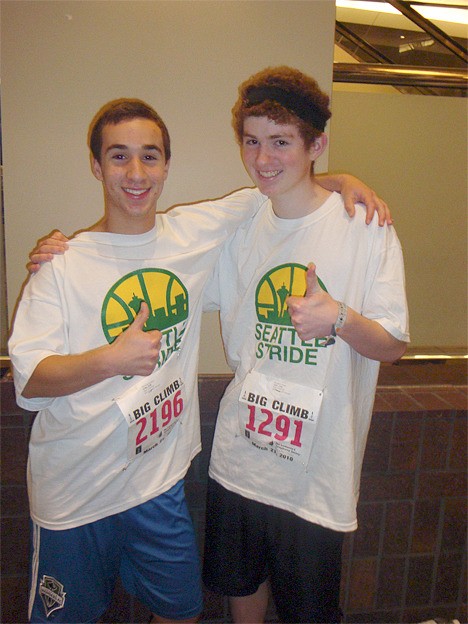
[{"left": 1, "top": 361, "right": 466, "bottom": 624}]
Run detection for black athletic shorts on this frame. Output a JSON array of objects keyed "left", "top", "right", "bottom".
[{"left": 202, "top": 477, "right": 344, "bottom": 624}]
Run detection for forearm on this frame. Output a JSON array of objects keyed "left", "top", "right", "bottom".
[
  {"left": 316, "top": 173, "right": 391, "bottom": 225},
  {"left": 22, "top": 346, "right": 117, "bottom": 398},
  {"left": 337, "top": 306, "right": 407, "bottom": 363},
  {"left": 316, "top": 172, "right": 347, "bottom": 193},
  {"left": 20, "top": 301, "right": 161, "bottom": 399}
]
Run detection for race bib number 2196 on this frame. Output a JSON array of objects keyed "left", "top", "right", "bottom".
[{"left": 115, "top": 357, "right": 186, "bottom": 463}]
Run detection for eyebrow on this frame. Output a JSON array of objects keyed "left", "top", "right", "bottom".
[
  {"left": 105, "top": 144, "right": 163, "bottom": 154},
  {"left": 243, "top": 132, "right": 294, "bottom": 140}
]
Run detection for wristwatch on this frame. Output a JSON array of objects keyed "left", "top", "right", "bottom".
[{"left": 324, "top": 301, "right": 348, "bottom": 346}]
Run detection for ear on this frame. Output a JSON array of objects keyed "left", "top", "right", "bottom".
[
  {"left": 91, "top": 155, "right": 103, "bottom": 182},
  {"left": 309, "top": 133, "right": 328, "bottom": 161},
  {"left": 163, "top": 158, "right": 171, "bottom": 180}
]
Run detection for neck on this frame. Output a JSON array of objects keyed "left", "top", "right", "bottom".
[
  {"left": 91, "top": 211, "right": 156, "bottom": 235},
  {"left": 271, "top": 180, "right": 332, "bottom": 219}
]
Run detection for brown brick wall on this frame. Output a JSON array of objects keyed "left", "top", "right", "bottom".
[{"left": 1, "top": 361, "right": 466, "bottom": 623}]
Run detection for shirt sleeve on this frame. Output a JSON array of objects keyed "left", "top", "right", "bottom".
[
  {"left": 163, "top": 187, "right": 267, "bottom": 247},
  {"left": 202, "top": 263, "right": 221, "bottom": 312},
  {"left": 8, "top": 262, "right": 68, "bottom": 410},
  {"left": 362, "top": 225, "right": 410, "bottom": 343}
]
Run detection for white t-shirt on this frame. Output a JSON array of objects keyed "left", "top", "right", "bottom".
[
  {"left": 9, "top": 188, "right": 266, "bottom": 530},
  {"left": 205, "top": 192, "right": 409, "bottom": 532}
]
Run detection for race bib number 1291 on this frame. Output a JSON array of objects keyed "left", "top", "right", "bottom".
[{"left": 238, "top": 370, "right": 323, "bottom": 465}]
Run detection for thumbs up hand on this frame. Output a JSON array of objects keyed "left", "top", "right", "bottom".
[
  {"left": 110, "top": 302, "right": 162, "bottom": 377},
  {"left": 130, "top": 301, "right": 151, "bottom": 332},
  {"left": 286, "top": 263, "right": 339, "bottom": 342}
]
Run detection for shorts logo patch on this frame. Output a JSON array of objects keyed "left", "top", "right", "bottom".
[{"left": 39, "top": 575, "right": 66, "bottom": 617}]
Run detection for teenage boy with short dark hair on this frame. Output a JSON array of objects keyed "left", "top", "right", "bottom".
[{"left": 9, "top": 98, "right": 269, "bottom": 624}]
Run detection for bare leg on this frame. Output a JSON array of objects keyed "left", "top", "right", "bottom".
[{"left": 229, "top": 580, "right": 269, "bottom": 624}]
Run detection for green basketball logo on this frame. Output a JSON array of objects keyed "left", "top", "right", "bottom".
[
  {"left": 101, "top": 268, "right": 188, "bottom": 344},
  {"left": 255, "top": 263, "right": 326, "bottom": 326}
]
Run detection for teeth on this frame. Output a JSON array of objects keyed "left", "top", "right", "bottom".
[
  {"left": 125, "top": 188, "right": 147, "bottom": 196},
  {"left": 259, "top": 170, "right": 280, "bottom": 179}
]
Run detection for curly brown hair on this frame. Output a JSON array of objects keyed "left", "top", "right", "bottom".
[{"left": 232, "top": 66, "right": 331, "bottom": 148}]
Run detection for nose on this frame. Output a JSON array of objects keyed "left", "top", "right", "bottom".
[
  {"left": 126, "top": 157, "right": 146, "bottom": 181},
  {"left": 255, "top": 145, "right": 272, "bottom": 167}
]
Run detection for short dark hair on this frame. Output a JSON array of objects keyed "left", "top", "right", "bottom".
[
  {"left": 88, "top": 98, "right": 171, "bottom": 163},
  {"left": 232, "top": 66, "right": 331, "bottom": 149}
]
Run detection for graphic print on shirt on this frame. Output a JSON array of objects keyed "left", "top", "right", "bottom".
[
  {"left": 101, "top": 268, "right": 189, "bottom": 462},
  {"left": 255, "top": 262, "right": 330, "bottom": 366},
  {"left": 101, "top": 268, "right": 188, "bottom": 373},
  {"left": 237, "top": 263, "right": 330, "bottom": 464}
]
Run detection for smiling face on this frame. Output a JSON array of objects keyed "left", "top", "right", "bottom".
[
  {"left": 91, "top": 118, "right": 170, "bottom": 234},
  {"left": 241, "top": 116, "right": 325, "bottom": 216}
]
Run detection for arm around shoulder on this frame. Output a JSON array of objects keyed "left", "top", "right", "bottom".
[{"left": 317, "top": 173, "right": 391, "bottom": 225}]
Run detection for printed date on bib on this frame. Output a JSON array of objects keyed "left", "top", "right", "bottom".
[
  {"left": 115, "top": 357, "right": 186, "bottom": 463},
  {"left": 238, "top": 371, "right": 323, "bottom": 465}
]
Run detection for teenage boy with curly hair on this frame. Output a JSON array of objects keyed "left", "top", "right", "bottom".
[{"left": 202, "top": 67, "right": 409, "bottom": 623}]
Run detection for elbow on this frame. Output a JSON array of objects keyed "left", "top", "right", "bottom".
[
  {"left": 384, "top": 340, "right": 407, "bottom": 364},
  {"left": 21, "top": 383, "right": 37, "bottom": 399},
  {"left": 21, "top": 375, "right": 44, "bottom": 399}
]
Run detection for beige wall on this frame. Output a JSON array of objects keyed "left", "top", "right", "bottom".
[
  {"left": 328, "top": 91, "right": 467, "bottom": 348},
  {"left": 1, "top": 0, "right": 335, "bottom": 371},
  {"left": 2, "top": 2, "right": 466, "bottom": 372}
]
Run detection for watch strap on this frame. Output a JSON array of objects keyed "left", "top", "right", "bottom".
[
  {"left": 324, "top": 301, "right": 348, "bottom": 346},
  {"left": 332, "top": 301, "right": 348, "bottom": 335}
]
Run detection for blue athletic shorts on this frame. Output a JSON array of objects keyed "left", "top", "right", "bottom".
[
  {"left": 29, "top": 480, "right": 202, "bottom": 623},
  {"left": 203, "top": 478, "right": 344, "bottom": 624}
]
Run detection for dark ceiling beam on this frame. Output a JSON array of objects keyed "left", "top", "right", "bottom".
[
  {"left": 335, "top": 22, "right": 396, "bottom": 63},
  {"left": 386, "top": 0, "right": 468, "bottom": 63}
]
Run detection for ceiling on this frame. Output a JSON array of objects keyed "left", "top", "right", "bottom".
[{"left": 334, "top": 0, "right": 467, "bottom": 95}]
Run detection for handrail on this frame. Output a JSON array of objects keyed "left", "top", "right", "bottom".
[
  {"left": 2, "top": 353, "right": 467, "bottom": 371},
  {"left": 333, "top": 63, "right": 467, "bottom": 89}
]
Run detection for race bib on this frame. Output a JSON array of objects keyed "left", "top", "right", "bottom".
[
  {"left": 238, "top": 370, "right": 323, "bottom": 465},
  {"left": 115, "top": 356, "right": 185, "bottom": 463}
]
